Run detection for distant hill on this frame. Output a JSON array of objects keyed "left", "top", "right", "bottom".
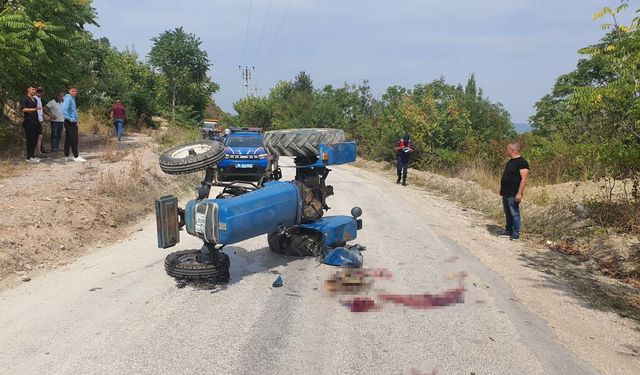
[{"left": 513, "top": 123, "right": 532, "bottom": 134}]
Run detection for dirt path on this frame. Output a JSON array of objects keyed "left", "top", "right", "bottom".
[
  {"left": 1, "top": 164, "right": 638, "bottom": 374},
  {"left": 0, "top": 133, "right": 192, "bottom": 289}
]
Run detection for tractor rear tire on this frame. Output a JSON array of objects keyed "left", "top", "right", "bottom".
[
  {"left": 164, "top": 249, "right": 230, "bottom": 282},
  {"left": 159, "top": 140, "right": 226, "bottom": 175},
  {"left": 263, "top": 128, "right": 345, "bottom": 158},
  {"left": 267, "top": 228, "right": 323, "bottom": 257}
]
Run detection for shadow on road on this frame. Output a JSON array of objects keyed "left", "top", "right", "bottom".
[
  {"left": 173, "top": 245, "right": 313, "bottom": 291},
  {"left": 226, "top": 245, "right": 312, "bottom": 285},
  {"left": 485, "top": 224, "right": 505, "bottom": 236},
  {"left": 517, "top": 247, "right": 640, "bottom": 322}
]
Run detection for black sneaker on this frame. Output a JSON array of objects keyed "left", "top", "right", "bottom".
[
  {"left": 396, "top": 177, "right": 401, "bottom": 184},
  {"left": 497, "top": 230, "right": 511, "bottom": 237},
  {"left": 510, "top": 235, "right": 520, "bottom": 241},
  {"left": 402, "top": 180, "right": 407, "bottom": 186}
]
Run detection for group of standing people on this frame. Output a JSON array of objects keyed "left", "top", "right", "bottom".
[
  {"left": 394, "top": 134, "right": 529, "bottom": 241},
  {"left": 20, "top": 85, "right": 84, "bottom": 163},
  {"left": 20, "top": 85, "right": 127, "bottom": 164}
]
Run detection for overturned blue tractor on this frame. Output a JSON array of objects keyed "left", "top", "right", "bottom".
[{"left": 155, "top": 128, "right": 364, "bottom": 282}]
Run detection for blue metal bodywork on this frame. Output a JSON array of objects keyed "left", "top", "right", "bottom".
[
  {"left": 323, "top": 247, "right": 364, "bottom": 268},
  {"left": 184, "top": 181, "right": 359, "bottom": 249},
  {"left": 309, "top": 142, "right": 357, "bottom": 168},
  {"left": 160, "top": 141, "right": 364, "bottom": 267},
  {"left": 185, "top": 181, "right": 299, "bottom": 245},
  {"left": 299, "top": 216, "right": 357, "bottom": 248}
]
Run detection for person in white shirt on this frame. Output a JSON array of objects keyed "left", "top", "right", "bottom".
[
  {"left": 46, "top": 93, "right": 65, "bottom": 152},
  {"left": 34, "top": 87, "right": 47, "bottom": 155}
]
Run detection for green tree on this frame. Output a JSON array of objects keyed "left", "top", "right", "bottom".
[
  {"left": 233, "top": 96, "right": 272, "bottom": 129},
  {"left": 230, "top": 71, "right": 511, "bottom": 172},
  {"left": 0, "top": 0, "right": 96, "bottom": 103},
  {"left": 293, "top": 71, "right": 313, "bottom": 93},
  {"left": 71, "top": 35, "right": 162, "bottom": 125},
  {"left": 148, "top": 27, "right": 219, "bottom": 123},
  {"left": 530, "top": 1, "right": 640, "bottom": 177}
]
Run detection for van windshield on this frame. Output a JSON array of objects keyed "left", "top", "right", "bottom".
[{"left": 226, "top": 135, "right": 263, "bottom": 148}]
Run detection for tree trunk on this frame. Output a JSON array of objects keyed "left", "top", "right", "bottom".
[{"left": 171, "top": 88, "right": 176, "bottom": 123}]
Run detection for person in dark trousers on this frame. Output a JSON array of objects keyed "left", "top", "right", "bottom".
[
  {"left": 46, "top": 92, "right": 64, "bottom": 152},
  {"left": 62, "top": 85, "right": 86, "bottom": 162},
  {"left": 34, "top": 87, "right": 47, "bottom": 156},
  {"left": 20, "top": 86, "right": 41, "bottom": 163},
  {"left": 499, "top": 142, "right": 530, "bottom": 240},
  {"left": 394, "top": 133, "right": 414, "bottom": 185},
  {"left": 110, "top": 99, "right": 126, "bottom": 141}
]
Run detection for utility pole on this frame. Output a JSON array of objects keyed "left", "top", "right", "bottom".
[{"left": 239, "top": 65, "right": 255, "bottom": 98}]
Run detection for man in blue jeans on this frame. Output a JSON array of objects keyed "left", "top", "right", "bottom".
[
  {"left": 499, "top": 142, "right": 529, "bottom": 240},
  {"left": 46, "top": 92, "right": 64, "bottom": 152},
  {"left": 111, "top": 99, "right": 126, "bottom": 141}
]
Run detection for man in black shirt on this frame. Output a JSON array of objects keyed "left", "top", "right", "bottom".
[
  {"left": 20, "top": 86, "right": 41, "bottom": 163},
  {"left": 499, "top": 142, "right": 529, "bottom": 240}
]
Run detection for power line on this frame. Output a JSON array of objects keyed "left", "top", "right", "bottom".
[
  {"left": 241, "top": 0, "right": 253, "bottom": 66},
  {"left": 262, "top": 0, "right": 292, "bottom": 72},
  {"left": 252, "top": 0, "right": 273, "bottom": 67}
]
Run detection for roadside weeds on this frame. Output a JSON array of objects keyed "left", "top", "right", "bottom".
[
  {"left": 0, "top": 128, "right": 200, "bottom": 290},
  {"left": 354, "top": 159, "right": 640, "bottom": 320}
]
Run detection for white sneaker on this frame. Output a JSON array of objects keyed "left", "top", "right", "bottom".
[
  {"left": 26, "top": 157, "right": 40, "bottom": 164},
  {"left": 32, "top": 157, "right": 42, "bottom": 162},
  {"left": 64, "top": 156, "right": 74, "bottom": 161},
  {"left": 73, "top": 156, "right": 87, "bottom": 162}
]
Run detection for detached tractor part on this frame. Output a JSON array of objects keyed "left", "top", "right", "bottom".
[
  {"left": 155, "top": 128, "right": 364, "bottom": 284},
  {"left": 159, "top": 140, "right": 226, "bottom": 175}
]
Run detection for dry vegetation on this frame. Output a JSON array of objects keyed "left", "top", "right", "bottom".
[
  {"left": 0, "top": 114, "right": 201, "bottom": 289},
  {"left": 355, "top": 159, "right": 640, "bottom": 296}
]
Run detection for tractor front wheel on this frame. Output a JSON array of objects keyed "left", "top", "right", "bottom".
[
  {"left": 164, "top": 249, "right": 230, "bottom": 282},
  {"left": 159, "top": 140, "right": 226, "bottom": 175}
]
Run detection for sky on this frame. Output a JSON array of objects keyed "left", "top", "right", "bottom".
[{"left": 89, "top": 0, "right": 633, "bottom": 123}]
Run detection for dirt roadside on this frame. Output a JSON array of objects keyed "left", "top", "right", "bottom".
[
  {"left": 355, "top": 160, "right": 640, "bottom": 318},
  {"left": 0, "top": 132, "right": 197, "bottom": 290},
  {"left": 350, "top": 163, "right": 640, "bottom": 374}
]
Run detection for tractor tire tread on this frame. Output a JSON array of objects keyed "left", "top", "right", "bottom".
[
  {"left": 263, "top": 128, "right": 346, "bottom": 158},
  {"left": 164, "top": 249, "right": 230, "bottom": 282}
]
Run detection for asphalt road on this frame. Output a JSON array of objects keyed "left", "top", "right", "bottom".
[{"left": 0, "top": 165, "right": 600, "bottom": 374}]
